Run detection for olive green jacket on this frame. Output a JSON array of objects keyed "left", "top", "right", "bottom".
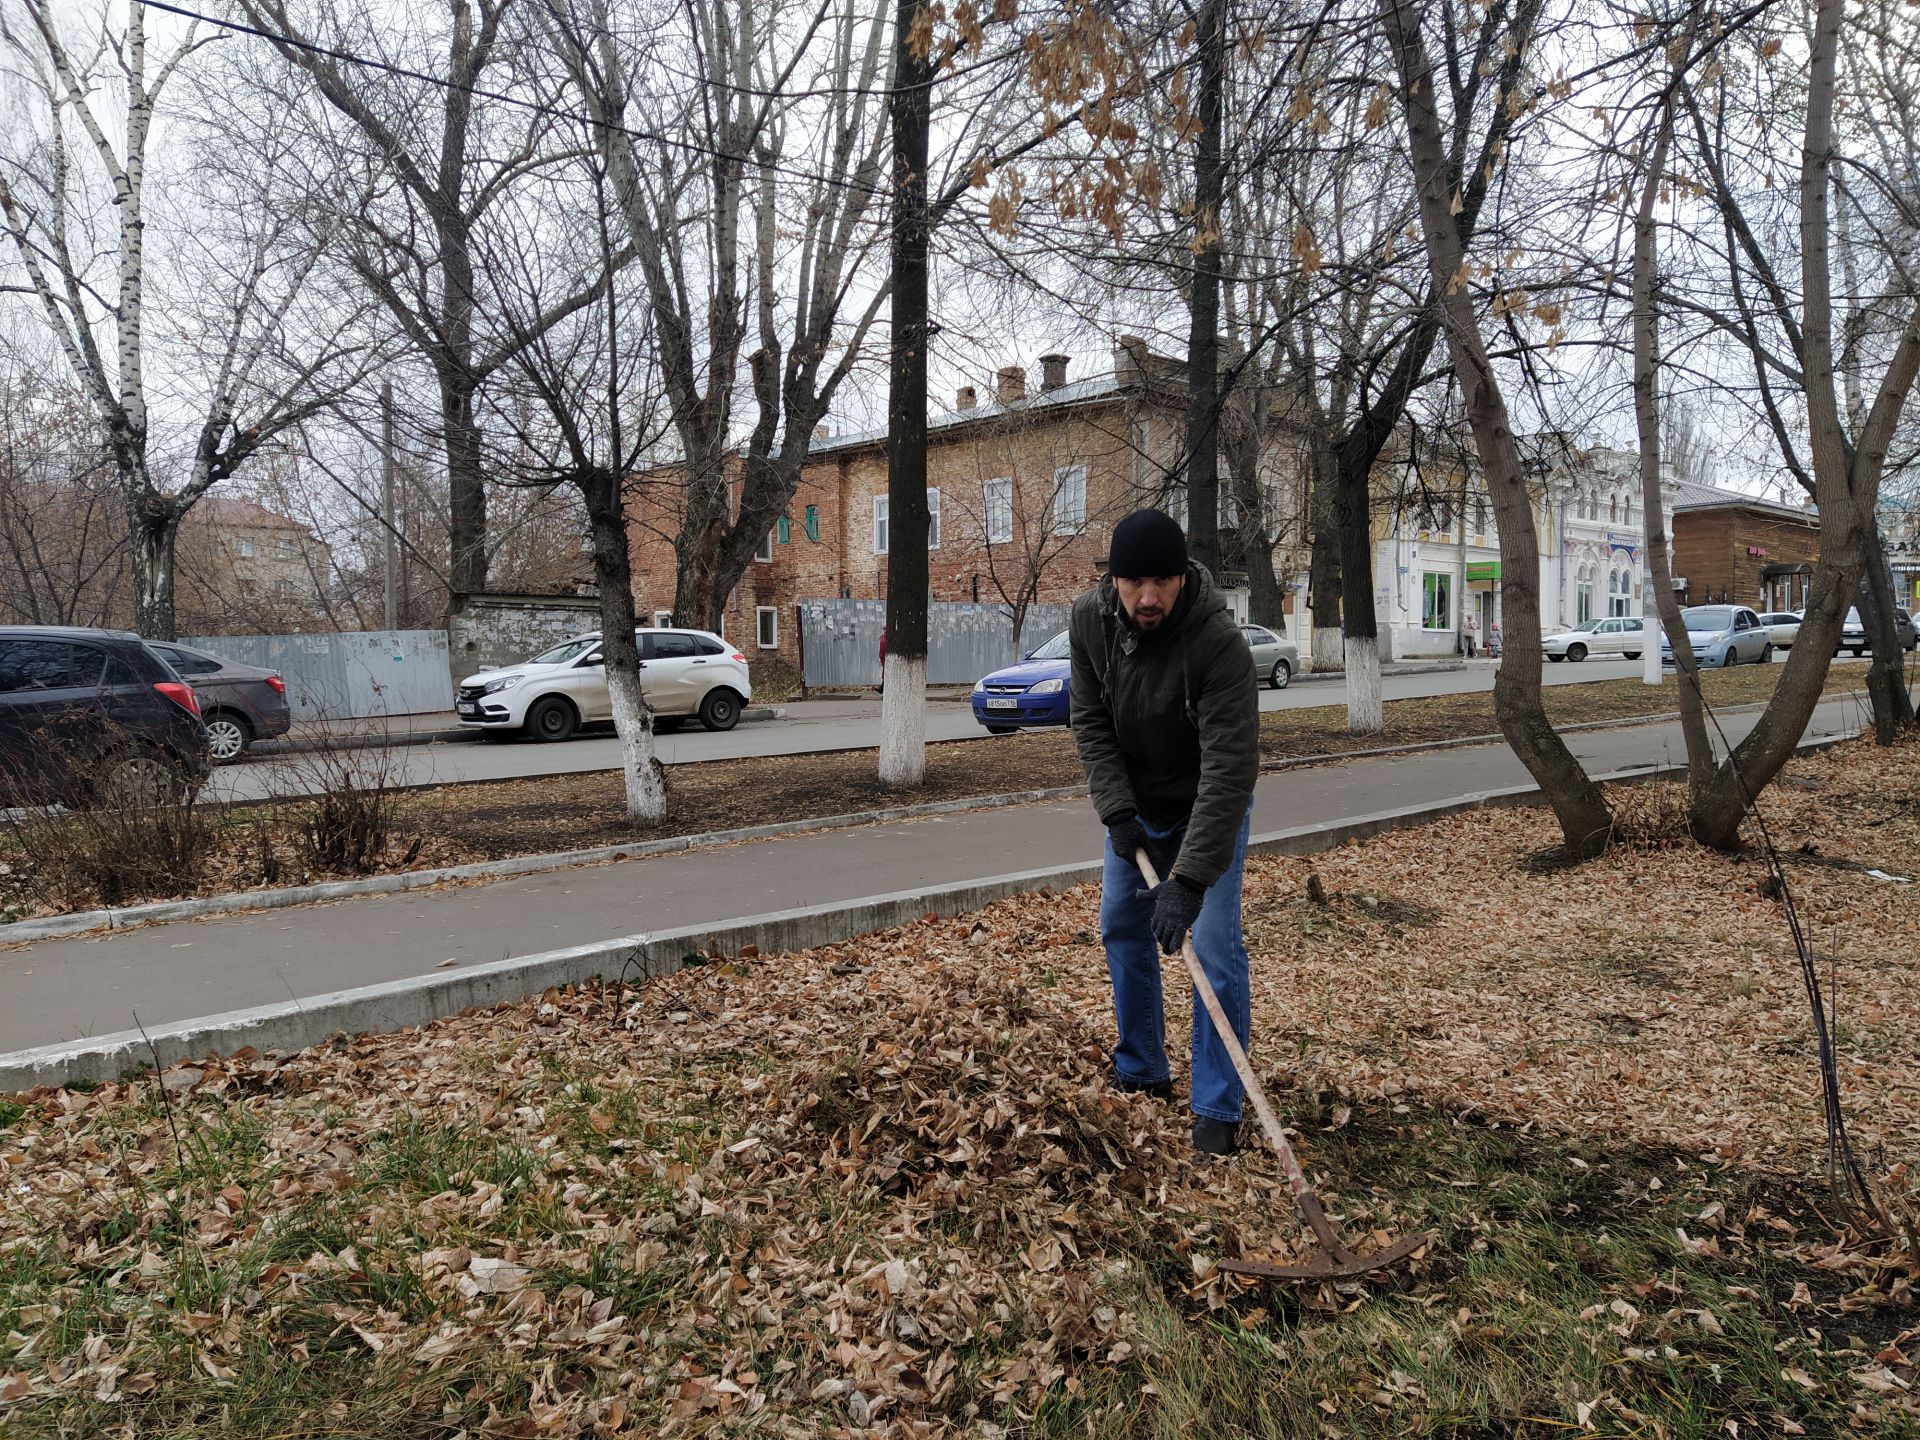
[{"left": 1068, "top": 564, "right": 1259, "bottom": 888}]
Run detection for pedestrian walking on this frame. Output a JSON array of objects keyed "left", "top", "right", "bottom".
[
  {"left": 1464, "top": 615, "right": 1478, "bottom": 658},
  {"left": 1489, "top": 620, "right": 1502, "bottom": 658},
  {"left": 1068, "top": 508, "right": 1261, "bottom": 1155}
]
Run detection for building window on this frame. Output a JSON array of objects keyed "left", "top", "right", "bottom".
[
  {"left": 653, "top": 609, "right": 673, "bottom": 627},
  {"left": 1473, "top": 496, "right": 1488, "bottom": 536},
  {"left": 276, "top": 536, "right": 297, "bottom": 558},
  {"left": 1609, "top": 568, "right": 1632, "bottom": 617},
  {"left": 1421, "top": 571, "right": 1451, "bottom": 630},
  {"left": 1577, "top": 569, "right": 1595, "bottom": 623},
  {"left": 1220, "top": 475, "right": 1240, "bottom": 528},
  {"left": 1052, "top": 465, "right": 1087, "bottom": 534},
  {"left": 1610, "top": 496, "right": 1619, "bottom": 524},
  {"left": 1166, "top": 484, "right": 1188, "bottom": 527},
  {"left": 756, "top": 606, "right": 778, "bottom": 649},
  {"left": 927, "top": 487, "right": 941, "bottom": 550},
  {"left": 275, "top": 579, "right": 295, "bottom": 600},
  {"left": 984, "top": 478, "right": 1013, "bottom": 544},
  {"left": 237, "top": 539, "right": 255, "bottom": 558},
  {"left": 776, "top": 515, "right": 791, "bottom": 545},
  {"left": 873, "top": 494, "right": 889, "bottom": 554},
  {"left": 754, "top": 528, "right": 773, "bottom": 563},
  {"left": 804, "top": 505, "right": 820, "bottom": 542}
]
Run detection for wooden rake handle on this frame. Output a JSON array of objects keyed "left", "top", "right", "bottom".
[{"left": 1135, "top": 850, "right": 1350, "bottom": 1253}]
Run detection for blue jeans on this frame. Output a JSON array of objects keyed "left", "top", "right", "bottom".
[{"left": 1099, "top": 806, "right": 1252, "bottom": 1122}]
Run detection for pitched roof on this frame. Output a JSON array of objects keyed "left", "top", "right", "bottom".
[
  {"left": 189, "top": 496, "right": 311, "bottom": 532},
  {"left": 1668, "top": 478, "right": 1815, "bottom": 522},
  {"left": 807, "top": 374, "right": 1129, "bottom": 456}
]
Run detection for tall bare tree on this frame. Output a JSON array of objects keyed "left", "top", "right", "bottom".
[
  {"left": 234, "top": 0, "right": 623, "bottom": 603},
  {"left": 0, "top": 0, "right": 353, "bottom": 637}
]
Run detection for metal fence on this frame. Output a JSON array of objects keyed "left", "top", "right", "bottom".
[
  {"left": 180, "top": 629, "right": 452, "bottom": 720},
  {"left": 796, "top": 599, "right": 1074, "bottom": 687}
]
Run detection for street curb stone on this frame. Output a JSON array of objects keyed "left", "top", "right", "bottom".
[{"left": 0, "top": 729, "right": 1856, "bottom": 1093}]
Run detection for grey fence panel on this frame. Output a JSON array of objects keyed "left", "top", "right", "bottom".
[
  {"left": 180, "top": 630, "right": 452, "bottom": 720},
  {"left": 796, "top": 600, "right": 1074, "bottom": 687}
]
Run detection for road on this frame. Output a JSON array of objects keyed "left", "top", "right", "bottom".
[
  {"left": 3, "top": 691, "right": 1867, "bottom": 1056},
  {"left": 212, "top": 653, "right": 1826, "bottom": 802}
]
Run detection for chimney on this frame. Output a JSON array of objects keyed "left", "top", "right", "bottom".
[
  {"left": 956, "top": 385, "right": 977, "bottom": 411},
  {"left": 813, "top": 422, "right": 830, "bottom": 442},
  {"left": 1113, "top": 335, "right": 1149, "bottom": 387},
  {"left": 1039, "top": 353, "right": 1069, "bottom": 392},
  {"left": 996, "top": 365, "right": 1026, "bottom": 405}
]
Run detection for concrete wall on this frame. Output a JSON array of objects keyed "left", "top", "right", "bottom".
[
  {"left": 183, "top": 630, "right": 451, "bottom": 719},
  {"left": 798, "top": 598, "right": 1074, "bottom": 687},
  {"left": 446, "top": 593, "right": 603, "bottom": 688}
]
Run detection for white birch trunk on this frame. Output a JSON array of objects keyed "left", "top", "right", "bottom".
[
  {"left": 607, "top": 662, "right": 666, "bottom": 823},
  {"left": 877, "top": 653, "right": 926, "bottom": 787},
  {"left": 1311, "top": 625, "right": 1345, "bottom": 674},
  {"left": 1345, "top": 634, "right": 1384, "bottom": 734}
]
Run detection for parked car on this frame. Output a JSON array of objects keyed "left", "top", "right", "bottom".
[
  {"left": 1756, "top": 611, "right": 1801, "bottom": 649},
  {"left": 1240, "top": 623, "right": 1299, "bottom": 689},
  {"left": 1658, "top": 605, "right": 1771, "bottom": 668},
  {"left": 1543, "top": 616, "right": 1648, "bottom": 662},
  {"left": 455, "top": 628, "right": 751, "bottom": 741},
  {"left": 0, "top": 626, "right": 212, "bottom": 806},
  {"left": 147, "top": 642, "right": 291, "bottom": 763},
  {"left": 972, "top": 630, "right": 1072, "bottom": 733},
  {"left": 1834, "top": 606, "right": 1917, "bottom": 656}
]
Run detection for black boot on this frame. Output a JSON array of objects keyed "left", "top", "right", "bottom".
[
  {"left": 1192, "top": 1115, "right": 1239, "bottom": 1156},
  {"left": 1113, "top": 1072, "right": 1174, "bottom": 1101}
]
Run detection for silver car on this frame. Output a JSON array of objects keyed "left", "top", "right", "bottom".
[
  {"left": 1756, "top": 611, "right": 1801, "bottom": 649},
  {"left": 1835, "top": 606, "right": 1917, "bottom": 656},
  {"left": 1659, "top": 605, "right": 1771, "bottom": 667},
  {"left": 1239, "top": 623, "right": 1300, "bottom": 689},
  {"left": 1543, "top": 616, "right": 1648, "bottom": 662}
]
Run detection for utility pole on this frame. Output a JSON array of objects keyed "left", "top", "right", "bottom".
[{"left": 381, "top": 381, "right": 398, "bottom": 632}]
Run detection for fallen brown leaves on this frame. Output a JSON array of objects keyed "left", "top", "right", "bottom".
[{"left": 3, "top": 738, "right": 1919, "bottom": 1437}]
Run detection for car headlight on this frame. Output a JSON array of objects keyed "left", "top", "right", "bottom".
[
  {"left": 973, "top": 678, "right": 987, "bottom": 693},
  {"left": 1028, "top": 678, "right": 1065, "bottom": 695},
  {"left": 481, "top": 674, "right": 522, "bottom": 696}
]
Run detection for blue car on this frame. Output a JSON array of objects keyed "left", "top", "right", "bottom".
[{"left": 972, "top": 630, "right": 1072, "bottom": 732}]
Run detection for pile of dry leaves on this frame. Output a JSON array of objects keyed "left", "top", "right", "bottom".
[{"left": 2, "top": 739, "right": 1919, "bottom": 1437}]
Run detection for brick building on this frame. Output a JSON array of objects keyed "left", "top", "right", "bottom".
[
  {"left": 627, "top": 341, "right": 1311, "bottom": 669},
  {"left": 176, "top": 496, "right": 336, "bottom": 633},
  {"left": 1668, "top": 482, "right": 1820, "bottom": 611}
]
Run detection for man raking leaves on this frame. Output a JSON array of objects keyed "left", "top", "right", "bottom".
[
  {"left": 1071, "top": 508, "right": 1429, "bottom": 1278},
  {"left": 1069, "top": 508, "right": 1260, "bottom": 1156}
]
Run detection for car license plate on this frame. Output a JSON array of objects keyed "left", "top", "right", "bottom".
[
  {"left": 457, "top": 701, "right": 478, "bottom": 716},
  {"left": 985, "top": 697, "right": 1018, "bottom": 711}
]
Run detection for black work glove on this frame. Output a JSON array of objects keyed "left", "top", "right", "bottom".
[
  {"left": 1148, "top": 874, "right": 1207, "bottom": 955},
  {"left": 1104, "top": 811, "right": 1177, "bottom": 878}
]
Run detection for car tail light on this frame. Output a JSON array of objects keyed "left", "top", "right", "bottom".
[
  {"left": 731, "top": 652, "right": 747, "bottom": 664},
  {"left": 154, "top": 681, "right": 201, "bottom": 717},
  {"left": 265, "top": 674, "right": 287, "bottom": 694}
]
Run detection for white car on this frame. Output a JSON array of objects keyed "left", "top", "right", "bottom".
[
  {"left": 1543, "top": 616, "right": 1648, "bottom": 662},
  {"left": 1756, "top": 611, "right": 1801, "bottom": 648},
  {"left": 455, "top": 628, "right": 752, "bottom": 741}
]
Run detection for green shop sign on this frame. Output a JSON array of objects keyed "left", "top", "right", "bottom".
[{"left": 1465, "top": 561, "right": 1501, "bottom": 582}]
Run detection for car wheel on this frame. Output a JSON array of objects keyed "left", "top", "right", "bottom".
[
  {"left": 986, "top": 725, "right": 1017, "bottom": 735},
  {"left": 654, "top": 717, "right": 684, "bottom": 734},
  {"left": 698, "top": 688, "right": 742, "bottom": 732},
  {"left": 526, "top": 696, "right": 579, "bottom": 743},
  {"left": 1723, "top": 647, "right": 1738, "bottom": 667},
  {"left": 1624, "top": 651, "right": 1640, "bottom": 660},
  {"left": 1852, "top": 647, "right": 1865, "bottom": 657},
  {"left": 203, "top": 712, "right": 252, "bottom": 764},
  {"left": 1269, "top": 659, "right": 1291, "bottom": 690},
  {"left": 91, "top": 750, "right": 188, "bottom": 809},
  {"left": 1546, "top": 653, "right": 1563, "bottom": 662},
  {"left": 1760, "top": 643, "right": 1773, "bottom": 664},
  {"left": 1568, "top": 643, "right": 1587, "bottom": 662}
]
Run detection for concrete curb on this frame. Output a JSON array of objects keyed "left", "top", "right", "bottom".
[
  {"left": 1291, "top": 661, "right": 1466, "bottom": 685},
  {"left": 0, "top": 728, "right": 1859, "bottom": 1093},
  {"left": 0, "top": 781, "right": 1091, "bottom": 946},
  {"left": 250, "top": 704, "right": 786, "bottom": 758}
]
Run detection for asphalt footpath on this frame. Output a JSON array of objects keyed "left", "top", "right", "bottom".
[{"left": 0, "top": 692, "right": 1869, "bottom": 1060}]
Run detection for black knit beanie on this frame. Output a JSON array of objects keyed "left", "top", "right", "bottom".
[{"left": 1108, "top": 508, "right": 1189, "bottom": 579}]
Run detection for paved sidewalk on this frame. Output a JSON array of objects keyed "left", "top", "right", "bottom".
[{"left": 0, "top": 693, "right": 1867, "bottom": 1056}]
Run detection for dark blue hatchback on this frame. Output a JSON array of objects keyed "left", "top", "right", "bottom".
[{"left": 971, "top": 629, "right": 1072, "bottom": 733}]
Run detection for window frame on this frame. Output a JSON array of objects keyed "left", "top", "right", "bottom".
[
  {"left": 984, "top": 477, "right": 1013, "bottom": 545},
  {"left": 755, "top": 606, "right": 778, "bottom": 649},
  {"left": 1421, "top": 571, "right": 1452, "bottom": 631},
  {"left": 1051, "top": 464, "right": 1087, "bottom": 535},
  {"left": 754, "top": 528, "right": 773, "bottom": 564},
  {"left": 927, "top": 487, "right": 941, "bottom": 550},
  {"left": 873, "top": 494, "right": 889, "bottom": 555}
]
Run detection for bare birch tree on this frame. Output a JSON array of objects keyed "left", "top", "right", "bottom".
[{"left": 0, "top": 0, "right": 356, "bottom": 637}]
